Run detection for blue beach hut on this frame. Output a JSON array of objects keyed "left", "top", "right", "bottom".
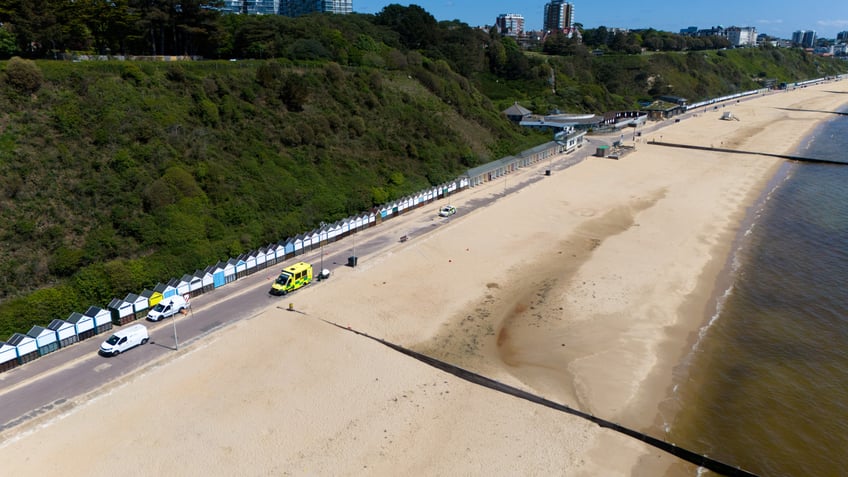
[{"left": 211, "top": 262, "right": 226, "bottom": 288}]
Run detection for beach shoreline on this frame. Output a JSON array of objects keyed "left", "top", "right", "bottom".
[{"left": 1, "top": 81, "right": 847, "bottom": 476}]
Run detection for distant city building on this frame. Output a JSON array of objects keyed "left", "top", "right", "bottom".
[
  {"left": 543, "top": 0, "right": 575, "bottom": 33},
  {"left": 280, "top": 0, "right": 352, "bottom": 17},
  {"left": 792, "top": 30, "right": 817, "bottom": 48},
  {"left": 693, "top": 26, "right": 725, "bottom": 38},
  {"left": 679, "top": 26, "right": 698, "bottom": 35},
  {"left": 726, "top": 26, "right": 757, "bottom": 47},
  {"left": 496, "top": 13, "right": 525, "bottom": 37},
  {"left": 837, "top": 31, "right": 848, "bottom": 43},
  {"left": 219, "top": 0, "right": 280, "bottom": 14}
]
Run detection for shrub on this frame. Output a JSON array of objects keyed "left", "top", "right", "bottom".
[{"left": 4, "top": 56, "right": 43, "bottom": 94}]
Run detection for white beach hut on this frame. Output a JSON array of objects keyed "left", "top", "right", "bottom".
[
  {"left": 124, "top": 293, "right": 149, "bottom": 320},
  {"left": 108, "top": 297, "right": 136, "bottom": 326},
  {"left": 27, "top": 325, "right": 59, "bottom": 356},
  {"left": 0, "top": 341, "right": 19, "bottom": 372},
  {"left": 8, "top": 333, "right": 38, "bottom": 365},
  {"left": 48, "top": 319, "right": 78, "bottom": 348},
  {"left": 255, "top": 248, "right": 268, "bottom": 270},
  {"left": 193, "top": 269, "right": 213, "bottom": 294},
  {"left": 67, "top": 311, "right": 95, "bottom": 341},
  {"left": 245, "top": 252, "right": 258, "bottom": 275},
  {"left": 233, "top": 256, "right": 248, "bottom": 279},
  {"left": 222, "top": 260, "right": 237, "bottom": 284},
  {"left": 85, "top": 306, "right": 113, "bottom": 335},
  {"left": 178, "top": 274, "right": 193, "bottom": 297}
]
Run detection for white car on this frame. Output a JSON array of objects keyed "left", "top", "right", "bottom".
[{"left": 439, "top": 205, "right": 457, "bottom": 217}]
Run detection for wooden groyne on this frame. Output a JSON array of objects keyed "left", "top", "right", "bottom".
[
  {"left": 322, "top": 317, "right": 761, "bottom": 477},
  {"left": 649, "top": 141, "right": 847, "bottom": 166},
  {"left": 774, "top": 107, "right": 848, "bottom": 116}
]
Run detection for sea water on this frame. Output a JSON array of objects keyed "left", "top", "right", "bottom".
[{"left": 668, "top": 110, "right": 848, "bottom": 477}]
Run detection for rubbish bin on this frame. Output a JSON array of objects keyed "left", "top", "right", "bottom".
[
  {"left": 545, "top": 170, "right": 551, "bottom": 176},
  {"left": 347, "top": 256, "right": 358, "bottom": 267}
]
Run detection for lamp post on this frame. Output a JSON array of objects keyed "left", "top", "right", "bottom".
[
  {"left": 171, "top": 300, "right": 179, "bottom": 351},
  {"left": 319, "top": 222, "right": 326, "bottom": 274}
]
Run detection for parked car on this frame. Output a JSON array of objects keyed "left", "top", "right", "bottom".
[
  {"left": 439, "top": 205, "right": 457, "bottom": 217},
  {"left": 99, "top": 324, "right": 149, "bottom": 357},
  {"left": 147, "top": 295, "right": 189, "bottom": 322}
]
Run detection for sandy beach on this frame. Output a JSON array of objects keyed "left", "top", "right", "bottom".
[{"left": 2, "top": 81, "right": 847, "bottom": 476}]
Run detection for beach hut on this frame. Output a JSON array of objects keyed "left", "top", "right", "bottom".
[
  {"left": 270, "top": 243, "right": 286, "bottom": 263},
  {"left": 232, "top": 256, "right": 248, "bottom": 279},
  {"left": 124, "top": 293, "right": 149, "bottom": 320},
  {"left": 177, "top": 274, "right": 193, "bottom": 297},
  {"left": 327, "top": 223, "right": 342, "bottom": 243},
  {"left": 67, "top": 311, "right": 96, "bottom": 341},
  {"left": 245, "top": 252, "right": 258, "bottom": 275},
  {"left": 108, "top": 297, "right": 136, "bottom": 326},
  {"left": 223, "top": 260, "right": 237, "bottom": 284},
  {"left": 166, "top": 278, "right": 181, "bottom": 299},
  {"left": 302, "top": 232, "right": 314, "bottom": 252},
  {"left": 255, "top": 249, "right": 268, "bottom": 270},
  {"left": 141, "top": 288, "right": 163, "bottom": 307},
  {"left": 318, "top": 226, "right": 329, "bottom": 248},
  {"left": 194, "top": 269, "right": 214, "bottom": 294},
  {"left": 0, "top": 341, "right": 18, "bottom": 372},
  {"left": 48, "top": 319, "right": 78, "bottom": 348},
  {"left": 27, "top": 325, "right": 59, "bottom": 356},
  {"left": 85, "top": 306, "right": 113, "bottom": 334},
  {"left": 211, "top": 262, "right": 227, "bottom": 288},
  {"left": 8, "top": 333, "right": 38, "bottom": 365},
  {"left": 286, "top": 235, "right": 300, "bottom": 257},
  {"left": 155, "top": 281, "right": 178, "bottom": 301},
  {"left": 283, "top": 237, "right": 297, "bottom": 258}
]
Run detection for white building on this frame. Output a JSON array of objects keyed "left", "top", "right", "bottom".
[
  {"left": 496, "top": 13, "right": 525, "bottom": 38},
  {"left": 726, "top": 26, "right": 757, "bottom": 47}
]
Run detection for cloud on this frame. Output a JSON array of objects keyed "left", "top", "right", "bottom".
[
  {"left": 756, "top": 19, "right": 784, "bottom": 25},
  {"left": 816, "top": 19, "right": 848, "bottom": 28}
]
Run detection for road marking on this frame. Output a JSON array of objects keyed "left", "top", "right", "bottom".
[{"left": 94, "top": 363, "right": 111, "bottom": 373}]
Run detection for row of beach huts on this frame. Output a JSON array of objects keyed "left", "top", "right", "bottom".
[{"left": 0, "top": 139, "right": 570, "bottom": 374}]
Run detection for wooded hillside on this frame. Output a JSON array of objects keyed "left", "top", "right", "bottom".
[{"left": 0, "top": 4, "right": 845, "bottom": 337}]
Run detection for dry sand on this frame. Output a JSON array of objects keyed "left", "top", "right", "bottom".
[{"left": 2, "top": 81, "right": 847, "bottom": 476}]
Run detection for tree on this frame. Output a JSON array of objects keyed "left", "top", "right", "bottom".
[
  {"left": 375, "top": 4, "right": 438, "bottom": 50},
  {"left": 0, "top": 24, "right": 17, "bottom": 57}
]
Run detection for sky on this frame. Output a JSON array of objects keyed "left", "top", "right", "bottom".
[{"left": 352, "top": 1, "right": 848, "bottom": 39}]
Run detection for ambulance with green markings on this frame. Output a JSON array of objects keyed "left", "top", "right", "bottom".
[{"left": 269, "top": 262, "right": 313, "bottom": 295}]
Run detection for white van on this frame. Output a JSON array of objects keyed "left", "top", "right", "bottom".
[
  {"left": 146, "top": 295, "right": 189, "bottom": 322},
  {"left": 99, "top": 324, "right": 149, "bottom": 357}
]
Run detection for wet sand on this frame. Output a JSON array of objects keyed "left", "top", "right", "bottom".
[{"left": 1, "top": 81, "right": 846, "bottom": 476}]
